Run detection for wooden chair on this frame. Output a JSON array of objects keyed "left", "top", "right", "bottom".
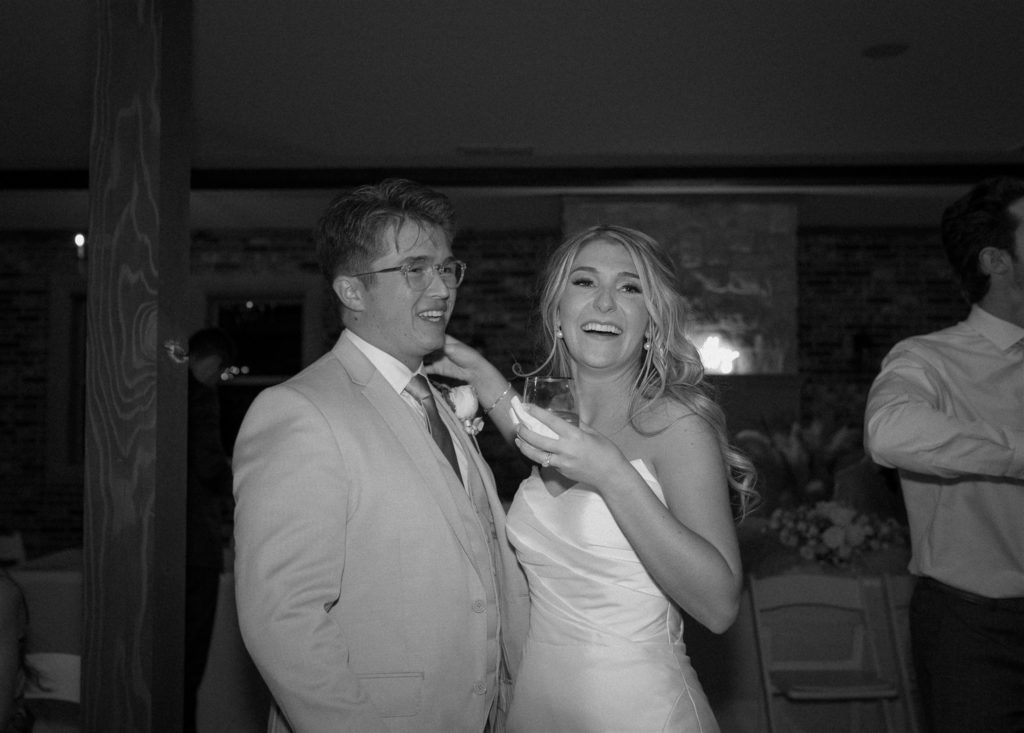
[{"left": 749, "top": 573, "right": 901, "bottom": 733}]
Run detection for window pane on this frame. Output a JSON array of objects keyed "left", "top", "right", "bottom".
[{"left": 211, "top": 298, "right": 303, "bottom": 377}]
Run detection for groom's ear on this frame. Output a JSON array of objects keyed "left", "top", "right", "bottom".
[
  {"left": 979, "top": 246, "right": 1011, "bottom": 277},
  {"left": 333, "top": 275, "right": 366, "bottom": 312}
]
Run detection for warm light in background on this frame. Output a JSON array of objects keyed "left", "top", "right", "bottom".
[
  {"left": 698, "top": 334, "right": 741, "bottom": 375},
  {"left": 73, "top": 232, "right": 86, "bottom": 259}
]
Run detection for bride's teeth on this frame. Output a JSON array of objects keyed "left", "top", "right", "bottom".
[{"left": 582, "top": 323, "right": 621, "bottom": 334}]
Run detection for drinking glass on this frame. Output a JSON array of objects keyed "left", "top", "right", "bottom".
[{"left": 522, "top": 376, "right": 578, "bottom": 425}]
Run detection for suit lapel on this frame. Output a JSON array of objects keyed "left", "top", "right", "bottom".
[
  {"left": 440, "top": 391, "right": 507, "bottom": 519},
  {"left": 333, "top": 339, "right": 484, "bottom": 564},
  {"left": 443, "top": 402, "right": 494, "bottom": 504}
]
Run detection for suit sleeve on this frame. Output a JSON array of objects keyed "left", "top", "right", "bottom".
[
  {"left": 232, "top": 385, "right": 389, "bottom": 733},
  {"left": 865, "top": 346, "right": 1024, "bottom": 480}
]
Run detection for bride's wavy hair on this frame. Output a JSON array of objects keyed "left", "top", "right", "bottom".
[{"left": 529, "top": 225, "right": 759, "bottom": 518}]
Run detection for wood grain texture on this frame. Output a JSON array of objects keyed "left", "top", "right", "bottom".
[{"left": 85, "top": 0, "right": 191, "bottom": 729}]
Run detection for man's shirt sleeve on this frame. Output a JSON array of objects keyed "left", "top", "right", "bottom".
[{"left": 865, "top": 346, "right": 1024, "bottom": 480}]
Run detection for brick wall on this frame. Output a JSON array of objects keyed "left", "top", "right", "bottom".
[
  {"left": 797, "top": 227, "right": 966, "bottom": 428},
  {"left": 0, "top": 233, "right": 85, "bottom": 556},
  {"left": 0, "top": 223, "right": 965, "bottom": 557}
]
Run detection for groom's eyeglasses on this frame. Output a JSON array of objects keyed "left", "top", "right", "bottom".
[{"left": 353, "top": 260, "right": 467, "bottom": 291}]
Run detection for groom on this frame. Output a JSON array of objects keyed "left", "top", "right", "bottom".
[{"left": 232, "top": 179, "right": 529, "bottom": 733}]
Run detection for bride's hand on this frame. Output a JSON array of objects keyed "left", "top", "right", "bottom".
[
  {"left": 425, "top": 335, "right": 490, "bottom": 383},
  {"left": 427, "top": 336, "right": 514, "bottom": 425},
  {"left": 513, "top": 404, "right": 631, "bottom": 492}
]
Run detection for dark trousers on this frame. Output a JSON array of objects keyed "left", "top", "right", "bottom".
[
  {"left": 910, "top": 578, "right": 1024, "bottom": 733},
  {"left": 184, "top": 565, "right": 221, "bottom": 733}
]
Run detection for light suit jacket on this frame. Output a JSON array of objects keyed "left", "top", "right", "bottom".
[{"left": 232, "top": 335, "right": 530, "bottom": 733}]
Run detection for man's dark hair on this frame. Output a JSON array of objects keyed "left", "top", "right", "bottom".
[
  {"left": 314, "top": 178, "right": 456, "bottom": 286},
  {"left": 941, "top": 176, "right": 1024, "bottom": 303}
]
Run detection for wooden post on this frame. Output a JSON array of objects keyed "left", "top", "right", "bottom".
[{"left": 85, "top": 0, "right": 192, "bottom": 729}]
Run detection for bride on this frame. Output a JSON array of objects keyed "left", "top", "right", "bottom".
[{"left": 434, "top": 225, "right": 757, "bottom": 732}]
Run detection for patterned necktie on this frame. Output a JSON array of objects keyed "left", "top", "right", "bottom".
[{"left": 404, "top": 374, "right": 462, "bottom": 483}]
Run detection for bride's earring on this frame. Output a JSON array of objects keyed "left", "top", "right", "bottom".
[
  {"left": 555, "top": 324, "right": 563, "bottom": 339},
  {"left": 643, "top": 334, "right": 651, "bottom": 351}
]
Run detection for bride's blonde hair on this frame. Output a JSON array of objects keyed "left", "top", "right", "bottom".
[{"left": 531, "top": 225, "right": 759, "bottom": 518}]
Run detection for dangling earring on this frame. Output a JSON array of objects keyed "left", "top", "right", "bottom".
[
  {"left": 643, "top": 334, "right": 651, "bottom": 351},
  {"left": 555, "top": 325, "right": 563, "bottom": 339}
]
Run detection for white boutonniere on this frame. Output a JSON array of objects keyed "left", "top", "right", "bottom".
[{"left": 443, "top": 384, "right": 485, "bottom": 436}]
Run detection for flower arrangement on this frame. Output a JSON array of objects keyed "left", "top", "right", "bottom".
[
  {"left": 734, "top": 418, "right": 862, "bottom": 510},
  {"left": 441, "top": 384, "right": 485, "bottom": 436},
  {"left": 767, "top": 500, "right": 908, "bottom": 568}
]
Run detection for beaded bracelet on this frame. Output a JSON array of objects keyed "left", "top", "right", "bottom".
[{"left": 483, "top": 383, "right": 514, "bottom": 415}]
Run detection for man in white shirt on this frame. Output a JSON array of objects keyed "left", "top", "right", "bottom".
[
  {"left": 232, "top": 179, "right": 528, "bottom": 732},
  {"left": 865, "top": 176, "right": 1024, "bottom": 733}
]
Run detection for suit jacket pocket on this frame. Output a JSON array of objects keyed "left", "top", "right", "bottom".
[{"left": 356, "top": 671, "right": 424, "bottom": 718}]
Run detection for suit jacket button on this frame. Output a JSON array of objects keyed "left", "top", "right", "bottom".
[
  {"left": 472, "top": 599, "right": 486, "bottom": 613},
  {"left": 473, "top": 680, "right": 487, "bottom": 695}
]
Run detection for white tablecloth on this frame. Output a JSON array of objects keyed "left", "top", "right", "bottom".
[{"left": 11, "top": 550, "right": 270, "bottom": 733}]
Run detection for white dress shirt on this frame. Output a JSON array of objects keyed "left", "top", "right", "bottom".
[
  {"left": 865, "top": 305, "right": 1024, "bottom": 598},
  {"left": 343, "top": 329, "right": 468, "bottom": 480}
]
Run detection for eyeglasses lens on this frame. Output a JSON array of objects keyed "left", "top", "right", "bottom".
[{"left": 407, "top": 262, "right": 465, "bottom": 290}]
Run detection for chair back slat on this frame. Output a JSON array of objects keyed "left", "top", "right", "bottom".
[{"left": 749, "top": 572, "right": 902, "bottom": 733}]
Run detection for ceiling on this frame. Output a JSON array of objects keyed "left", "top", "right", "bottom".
[{"left": 3, "top": 1, "right": 1023, "bottom": 230}]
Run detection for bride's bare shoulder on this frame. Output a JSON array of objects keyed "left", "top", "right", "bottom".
[{"left": 633, "top": 397, "right": 703, "bottom": 434}]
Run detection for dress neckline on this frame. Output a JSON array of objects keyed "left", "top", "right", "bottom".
[{"left": 533, "top": 458, "right": 663, "bottom": 501}]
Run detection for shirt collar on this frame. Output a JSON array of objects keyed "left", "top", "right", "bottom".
[
  {"left": 343, "top": 329, "right": 422, "bottom": 394},
  {"left": 967, "top": 304, "right": 1024, "bottom": 352}
]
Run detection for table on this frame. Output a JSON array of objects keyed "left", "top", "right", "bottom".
[{"left": 10, "top": 549, "right": 271, "bottom": 733}]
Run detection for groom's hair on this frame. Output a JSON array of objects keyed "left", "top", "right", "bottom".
[
  {"left": 940, "top": 176, "right": 1024, "bottom": 304},
  {"left": 315, "top": 178, "right": 456, "bottom": 284}
]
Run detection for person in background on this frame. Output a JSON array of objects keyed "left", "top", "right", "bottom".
[
  {"left": 0, "top": 569, "right": 31, "bottom": 732},
  {"left": 184, "top": 327, "right": 236, "bottom": 733},
  {"left": 865, "top": 176, "right": 1024, "bottom": 733},
  {"left": 430, "top": 225, "right": 757, "bottom": 732},
  {"left": 231, "top": 179, "right": 528, "bottom": 732}
]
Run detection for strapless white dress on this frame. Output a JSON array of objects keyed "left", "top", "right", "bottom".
[{"left": 505, "top": 459, "right": 719, "bottom": 733}]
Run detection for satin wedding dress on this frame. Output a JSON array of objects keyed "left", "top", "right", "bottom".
[{"left": 505, "top": 459, "right": 719, "bottom": 733}]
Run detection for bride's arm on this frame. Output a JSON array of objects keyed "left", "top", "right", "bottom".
[
  {"left": 427, "top": 335, "right": 520, "bottom": 444},
  {"left": 515, "top": 406, "right": 743, "bottom": 633},
  {"left": 620, "top": 414, "right": 743, "bottom": 632}
]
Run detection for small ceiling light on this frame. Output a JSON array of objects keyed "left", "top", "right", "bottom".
[{"left": 862, "top": 42, "right": 910, "bottom": 60}]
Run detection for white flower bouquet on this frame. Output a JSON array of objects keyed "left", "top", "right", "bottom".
[{"left": 767, "top": 500, "right": 908, "bottom": 568}]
